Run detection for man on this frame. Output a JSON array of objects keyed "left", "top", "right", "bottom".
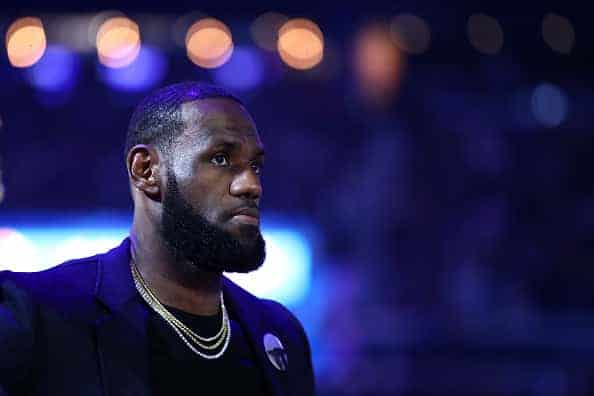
[{"left": 0, "top": 82, "right": 315, "bottom": 395}]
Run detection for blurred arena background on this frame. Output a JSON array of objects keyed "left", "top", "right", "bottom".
[{"left": 1, "top": 1, "right": 593, "bottom": 395}]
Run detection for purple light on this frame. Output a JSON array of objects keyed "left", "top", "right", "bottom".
[
  {"left": 98, "top": 45, "right": 167, "bottom": 92},
  {"left": 531, "top": 83, "right": 568, "bottom": 128},
  {"left": 25, "top": 45, "right": 78, "bottom": 92},
  {"left": 212, "top": 46, "right": 264, "bottom": 91}
]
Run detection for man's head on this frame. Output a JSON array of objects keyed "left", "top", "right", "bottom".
[{"left": 126, "top": 82, "right": 266, "bottom": 273}]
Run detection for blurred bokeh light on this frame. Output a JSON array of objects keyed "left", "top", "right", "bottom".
[
  {"left": 96, "top": 16, "right": 141, "bottom": 68},
  {"left": 531, "top": 82, "right": 568, "bottom": 127},
  {"left": 353, "top": 22, "right": 406, "bottom": 106},
  {"left": 98, "top": 45, "right": 167, "bottom": 92},
  {"left": 212, "top": 45, "right": 264, "bottom": 90},
  {"left": 25, "top": 45, "right": 79, "bottom": 92},
  {"left": 227, "top": 229, "right": 312, "bottom": 306},
  {"left": 390, "top": 13, "right": 431, "bottom": 55},
  {"left": 171, "top": 12, "right": 206, "bottom": 48},
  {"left": 0, "top": 219, "right": 311, "bottom": 307},
  {"left": 277, "top": 18, "right": 324, "bottom": 70},
  {"left": 250, "top": 12, "right": 289, "bottom": 52},
  {"left": 542, "top": 13, "right": 575, "bottom": 54},
  {"left": 467, "top": 13, "right": 504, "bottom": 55},
  {"left": 5, "top": 17, "right": 47, "bottom": 68},
  {"left": 185, "top": 18, "right": 233, "bottom": 68},
  {"left": 0, "top": 228, "right": 39, "bottom": 272}
]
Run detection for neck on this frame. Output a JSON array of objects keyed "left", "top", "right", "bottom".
[{"left": 129, "top": 218, "right": 223, "bottom": 316}]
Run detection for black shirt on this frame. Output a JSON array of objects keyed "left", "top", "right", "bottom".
[{"left": 148, "top": 305, "right": 269, "bottom": 395}]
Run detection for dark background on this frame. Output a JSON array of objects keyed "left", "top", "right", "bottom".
[{"left": 1, "top": 1, "right": 594, "bottom": 395}]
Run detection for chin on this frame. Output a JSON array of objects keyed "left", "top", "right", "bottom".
[
  {"left": 226, "top": 222, "right": 261, "bottom": 239},
  {"left": 239, "top": 227, "right": 264, "bottom": 245}
]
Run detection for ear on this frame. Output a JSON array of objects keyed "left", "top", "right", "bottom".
[{"left": 127, "top": 144, "right": 162, "bottom": 199}]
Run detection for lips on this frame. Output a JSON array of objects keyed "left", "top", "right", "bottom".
[
  {"left": 229, "top": 207, "right": 260, "bottom": 226},
  {"left": 231, "top": 207, "right": 259, "bottom": 219}
]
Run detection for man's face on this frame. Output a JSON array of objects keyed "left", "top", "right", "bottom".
[{"left": 159, "top": 98, "right": 266, "bottom": 273}]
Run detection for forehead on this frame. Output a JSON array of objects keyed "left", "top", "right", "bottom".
[{"left": 179, "top": 97, "right": 262, "bottom": 146}]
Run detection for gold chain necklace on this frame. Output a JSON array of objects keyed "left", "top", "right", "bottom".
[{"left": 130, "top": 259, "right": 232, "bottom": 359}]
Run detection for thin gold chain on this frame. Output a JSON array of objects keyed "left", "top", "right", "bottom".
[
  {"left": 130, "top": 259, "right": 232, "bottom": 359},
  {"left": 131, "top": 261, "right": 226, "bottom": 343}
]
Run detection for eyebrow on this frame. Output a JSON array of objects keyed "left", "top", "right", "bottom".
[{"left": 210, "top": 138, "right": 266, "bottom": 158}]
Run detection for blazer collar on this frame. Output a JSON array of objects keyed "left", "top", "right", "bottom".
[
  {"left": 94, "top": 237, "right": 137, "bottom": 313},
  {"left": 93, "top": 237, "right": 286, "bottom": 396}
]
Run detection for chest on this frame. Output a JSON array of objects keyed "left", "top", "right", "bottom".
[{"left": 148, "top": 315, "right": 269, "bottom": 395}]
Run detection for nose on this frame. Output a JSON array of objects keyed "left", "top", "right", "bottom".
[{"left": 230, "top": 167, "right": 262, "bottom": 200}]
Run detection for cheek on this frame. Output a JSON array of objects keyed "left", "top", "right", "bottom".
[{"left": 187, "top": 177, "right": 231, "bottom": 223}]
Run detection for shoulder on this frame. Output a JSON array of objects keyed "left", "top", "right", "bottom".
[
  {"left": 222, "top": 276, "right": 310, "bottom": 348},
  {"left": 222, "top": 276, "right": 304, "bottom": 331},
  {"left": 0, "top": 255, "right": 100, "bottom": 392},
  {"left": 1, "top": 254, "right": 99, "bottom": 296},
  {"left": 259, "top": 298, "right": 308, "bottom": 337},
  {"left": 222, "top": 278, "right": 315, "bottom": 393},
  {"left": 0, "top": 253, "right": 101, "bottom": 323}
]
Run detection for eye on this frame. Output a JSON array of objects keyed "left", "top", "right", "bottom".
[{"left": 211, "top": 153, "right": 230, "bottom": 167}]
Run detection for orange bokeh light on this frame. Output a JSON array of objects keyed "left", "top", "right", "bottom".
[
  {"left": 542, "top": 13, "right": 575, "bottom": 54},
  {"left": 5, "top": 17, "right": 47, "bottom": 68},
  {"left": 96, "top": 16, "right": 141, "bottom": 68},
  {"left": 277, "top": 18, "right": 324, "bottom": 70},
  {"left": 185, "top": 18, "right": 233, "bottom": 68},
  {"left": 467, "top": 13, "right": 504, "bottom": 55},
  {"left": 354, "top": 23, "right": 406, "bottom": 106},
  {"left": 390, "top": 13, "right": 431, "bottom": 55}
]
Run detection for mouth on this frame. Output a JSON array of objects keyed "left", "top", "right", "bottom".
[
  {"left": 229, "top": 207, "right": 260, "bottom": 226},
  {"left": 230, "top": 214, "right": 260, "bottom": 226}
]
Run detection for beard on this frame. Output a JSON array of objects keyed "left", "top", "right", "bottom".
[{"left": 160, "top": 168, "right": 266, "bottom": 273}]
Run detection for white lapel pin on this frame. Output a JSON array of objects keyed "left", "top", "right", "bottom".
[{"left": 263, "top": 333, "right": 288, "bottom": 371}]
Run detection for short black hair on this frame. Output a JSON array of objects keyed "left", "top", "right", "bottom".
[{"left": 125, "top": 81, "right": 243, "bottom": 161}]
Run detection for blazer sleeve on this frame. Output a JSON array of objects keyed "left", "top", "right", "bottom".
[{"left": 0, "top": 271, "right": 36, "bottom": 394}]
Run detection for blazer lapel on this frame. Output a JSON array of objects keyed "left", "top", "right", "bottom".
[
  {"left": 93, "top": 238, "right": 152, "bottom": 396},
  {"left": 91, "top": 237, "right": 287, "bottom": 396},
  {"left": 223, "top": 278, "right": 287, "bottom": 396}
]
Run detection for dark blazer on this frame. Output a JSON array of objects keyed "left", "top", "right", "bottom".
[{"left": 0, "top": 238, "right": 315, "bottom": 396}]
